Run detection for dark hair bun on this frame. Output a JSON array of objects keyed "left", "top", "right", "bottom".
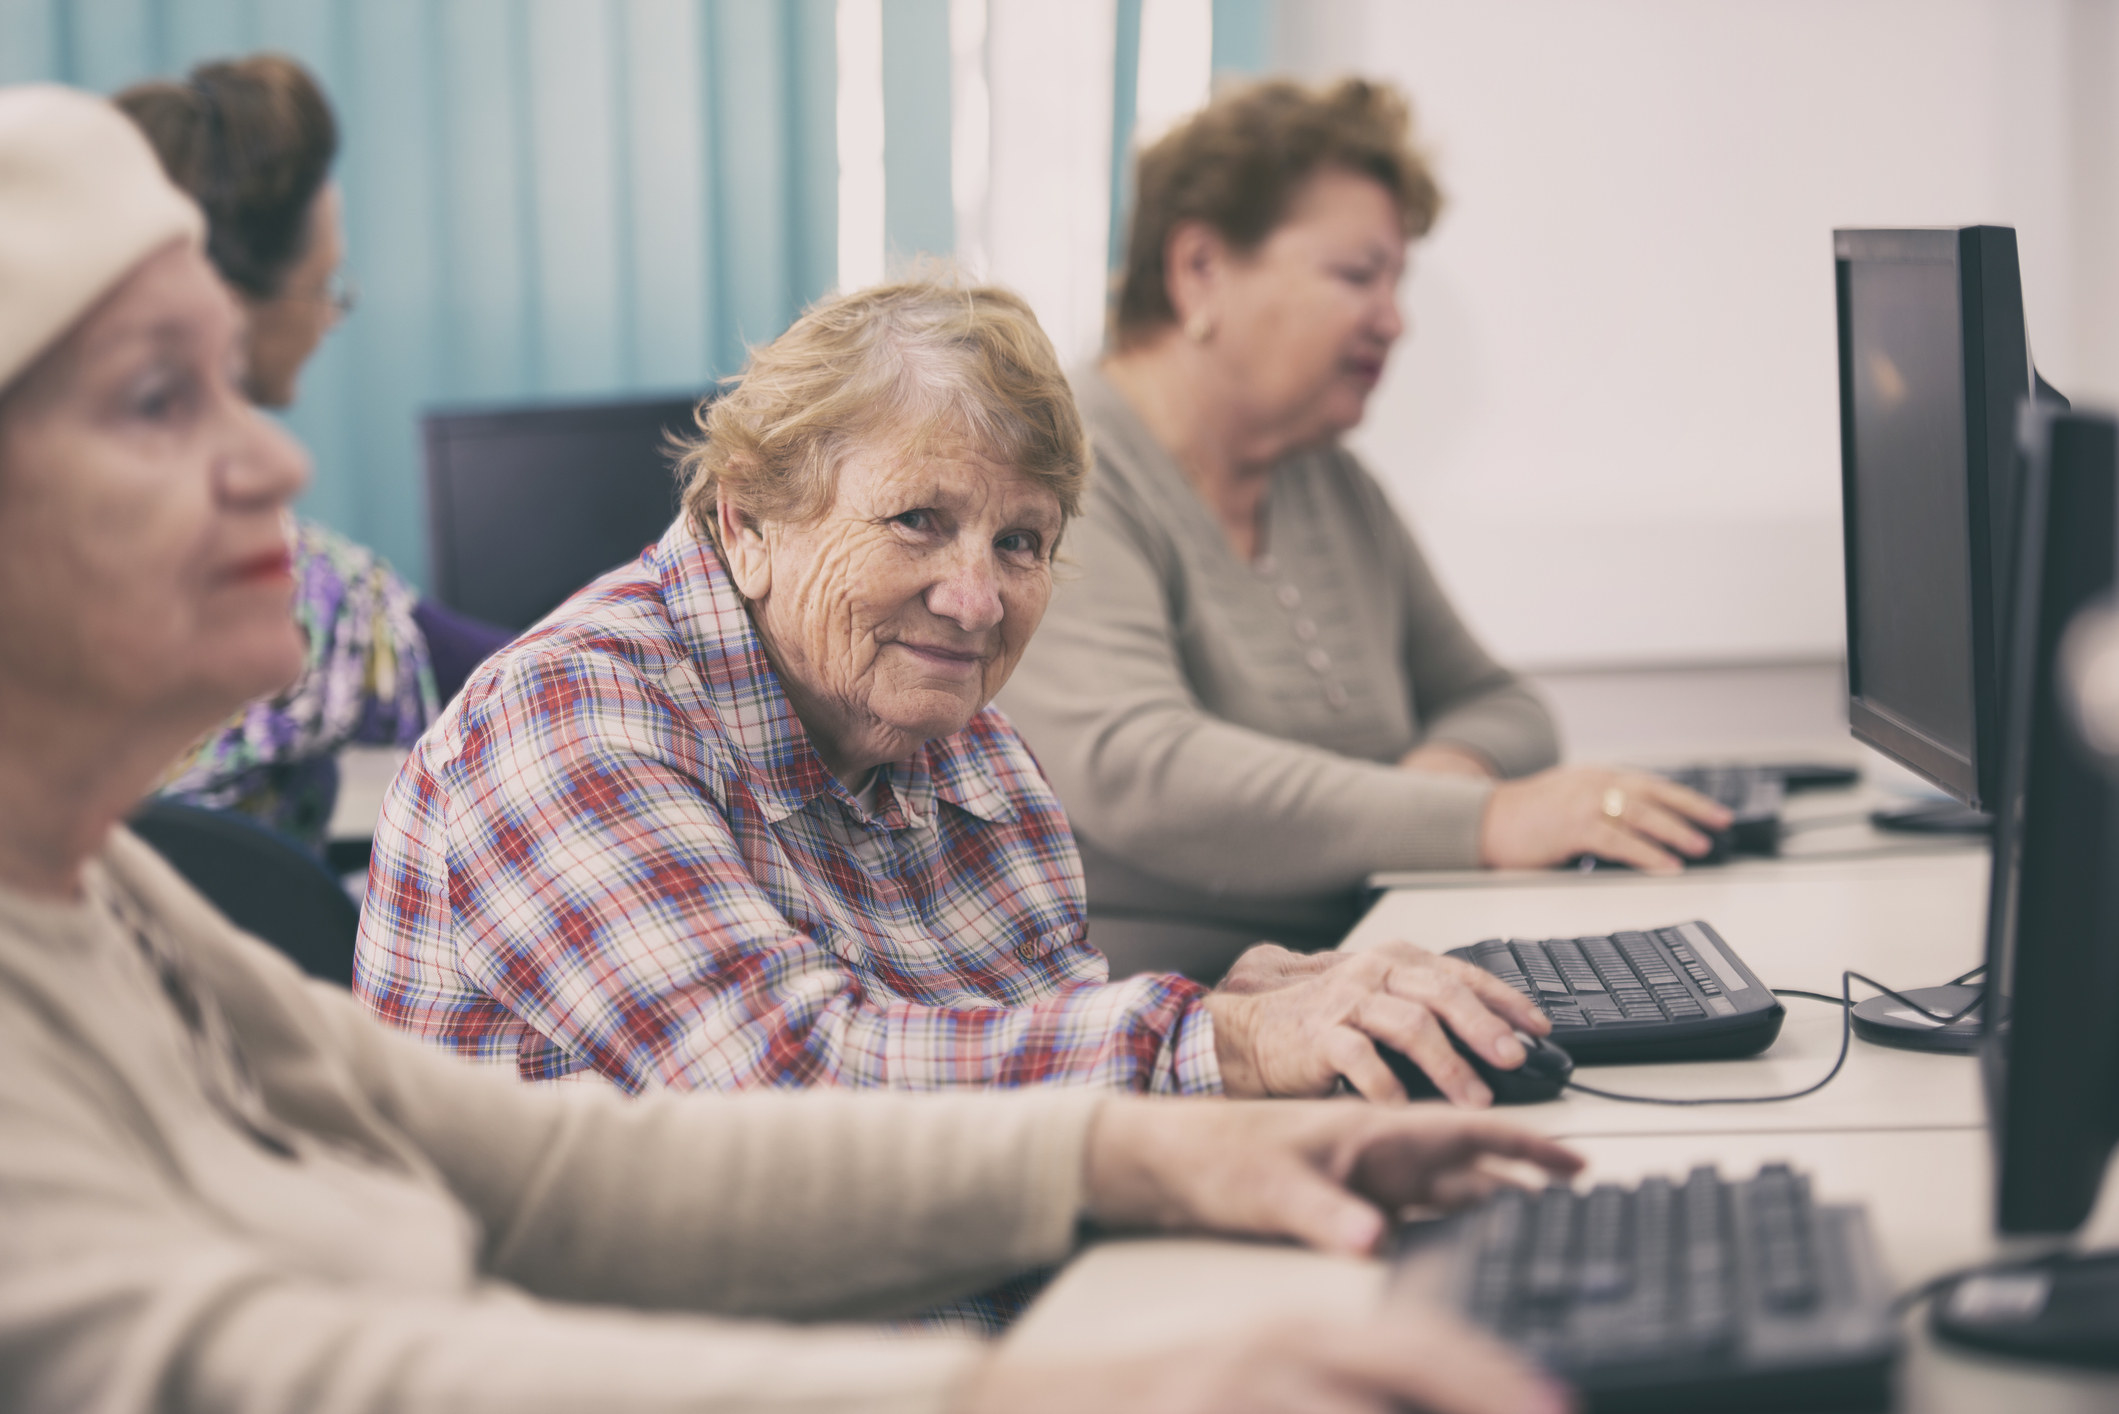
[{"left": 115, "top": 53, "right": 337, "bottom": 300}]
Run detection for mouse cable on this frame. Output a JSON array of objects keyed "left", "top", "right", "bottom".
[
  {"left": 1773, "top": 961, "right": 1988, "bottom": 1011},
  {"left": 1559, "top": 967, "right": 1983, "bottom": 1107}
]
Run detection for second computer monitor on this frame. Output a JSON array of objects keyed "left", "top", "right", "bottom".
[
  {"left": 1981, "top": 407, "right": 2119, "bottom": 1236},
  {"left": 424, "top": 392, "right": 704, "bottom": 633},
  {"left": 1836, "top": 226, "right": 2038, "bottom": 809}
]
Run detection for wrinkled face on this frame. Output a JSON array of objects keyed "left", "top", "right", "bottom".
[
  {"left": 0, "top": 241, "right": 310, "bottom": 737},
  {"left": 1212, "top": 168, "right": 1408, "bottom": 447},
  {"left": 720, "top": 437, "right": 1063, "bottom": 783},
  {"left": 241, "top": 182, "right": 344, "bottom": 408}
]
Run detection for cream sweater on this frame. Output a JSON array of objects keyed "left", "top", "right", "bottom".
[
  {"left": 0, "top": 829, "right": 1100, "bottom": 1413},
  {"left": 1000, "top": 367, "right": 1560, "bottom": 953}
]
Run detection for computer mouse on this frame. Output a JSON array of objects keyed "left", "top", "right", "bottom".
[{"left": 1380, "top": 1028, "right": 1574, "bottom": 1105}]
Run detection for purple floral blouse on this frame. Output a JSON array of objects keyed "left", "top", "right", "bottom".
[{"left": 157, "top": 518, "right": 437, "bottom": 852}]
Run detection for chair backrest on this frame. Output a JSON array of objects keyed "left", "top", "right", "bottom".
[
  {"left": 129, "top": 799, "right": 361, "bottom": 988},
  {"left": 423, "top": 391, "right": 706, "bottom": 632}
]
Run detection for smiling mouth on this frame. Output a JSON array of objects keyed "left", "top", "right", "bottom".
[{"left": 892, "top": 641, "right": 988, "bottom": 670}]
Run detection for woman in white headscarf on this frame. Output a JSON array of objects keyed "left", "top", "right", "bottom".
[{"left": 0, "top": 84, "right": 1579, "bottom": 1414}]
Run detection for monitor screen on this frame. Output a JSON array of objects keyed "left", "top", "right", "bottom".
[
  {"left": 1981, "top": 408, "right": 2119, "bottom": 1236},
  {"left": 423, "top": 393, "right": 704, "bottom": 632},
  {"left": 1837, "top": 227, "right": 2033, "bottom": 809},
  {"left": 1845, "top": 255, "right": 1978, "bottom": 767}
]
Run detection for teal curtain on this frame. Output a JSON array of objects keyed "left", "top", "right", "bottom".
[
  {"left": 881, "top": 0, "right": 950, "bottom": 265},
  {"left": 0, "top": 0, "right": 837, "bottom": 593},
  {"left": 1108, "top": 0, "right": 1142, "bottom": 271},
  {"left": 1209, "top": 0, "right": 1273, "bottom": 77},
  {"left": 1107, "top": 0, "right": 1276, "bottom": 277}
]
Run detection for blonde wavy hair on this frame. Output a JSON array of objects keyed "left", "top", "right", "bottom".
[{"left": 676, "top": 277, "right": 1088, "bottom": 545}]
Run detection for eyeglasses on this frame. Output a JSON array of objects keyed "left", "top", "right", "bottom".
[
  {"left": 324, "top": 270, "right": 358, "bottom": 317},
  {"left": 299, "top": 270, "right": 358, "bottom": 318}
]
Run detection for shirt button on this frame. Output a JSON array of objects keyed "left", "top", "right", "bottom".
[
  {"left": 1277, "top": 584, "right": 1302, "bottom": 609},
  {"left": 1306, "top": 647, "right": 1333, "bottom": 674},
  {"left": 1293, "top": 617, "right": 1318, "bottom": 642},
  {"left": 1325, "top": 682, "right": 1350, "bottom": 709},
  {"left": 1255, "top": 553, "right": 1277, "bottom": 574}
]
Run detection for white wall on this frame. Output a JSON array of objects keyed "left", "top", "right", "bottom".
[
  {"left": 1282, "top": 0, "right": 2118, "bottom": 669},
  {"left": 982, "top": 0, "right": 1117, "bottom": 365}
]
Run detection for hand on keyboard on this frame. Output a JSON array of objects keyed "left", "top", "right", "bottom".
[
  {"left": 973, "top": 1100, "right": 1584, "bottom": 1414},
  {"left": 1479, "top": 765, "right": 1732, "bottom": 874},
  {"left": 1207, "top": 941, "right": 1552, "bottom": 1106},
  {"left": 1083, "top": 1097, "right": 1583, "bottom": 1255}
]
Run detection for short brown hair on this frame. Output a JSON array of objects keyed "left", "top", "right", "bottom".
[
  {"left": 677, "top": 278, "right": 1088, "bottom": 545},
  {"left": 115, "top": 53, "right": 337, "bottom": 300},
  {"left": 1114, "top": 77, "right": 1441, "bottom": 346}
]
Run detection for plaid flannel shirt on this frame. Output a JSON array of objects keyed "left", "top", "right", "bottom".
[{"left": 354, "top": 515, "right": 1220, "bottom": 1098}]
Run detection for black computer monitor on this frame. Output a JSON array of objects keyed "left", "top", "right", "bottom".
[
  {"left": 1980, "top": 408, "right": 2119, "bottom": 1233},
  {"left": 1929, "top": 409, "right": 2119, "bottom": 1367},
  {"left": 1835, "top": 226, "right": 2054, "bottom": 812},
  {"left": 423, "top": 392, "right": 706, "bottom": 632}
]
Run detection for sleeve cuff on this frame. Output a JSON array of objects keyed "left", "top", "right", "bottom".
[
  {"left": 1155, "top": 996, "right": 1223, "bottom": 1095},
  {"left": 1380, "top": 773, "right": 1496, "bottom": 872}
]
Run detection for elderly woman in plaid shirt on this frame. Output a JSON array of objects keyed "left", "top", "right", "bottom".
[{"left": 354, "top": 279, "right": 1548, "bottom": 1116}]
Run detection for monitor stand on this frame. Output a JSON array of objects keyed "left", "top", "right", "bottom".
[
  {"left": 1849, "top": 983, "right": 1983, "bottom": 1054},
  {"left": 1932, "top": 1251, "right": 2119, "bottom": 1368},
  {"left": 1870, "top": 799, "right": 1993, "bottom": 833}
]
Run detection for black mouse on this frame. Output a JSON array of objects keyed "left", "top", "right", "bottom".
[{"left": 1380, "top": 1028, "right": 1574, "bottom": 1105}]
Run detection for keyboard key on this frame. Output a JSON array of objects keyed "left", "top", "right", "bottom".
[
  {"left": 1547, "top": 940, "right": 1605, "bottom": 991},
  {"left": 1680, "top": 1167, "right": 1737, "bottom": 1351},
  {"left": 1749, "top": 1164, "right": 1820, "bottom": 1311},
  {"left": 1525, "top": 1187, "right": 1576, "bottom": 1301},
  {"left": 1512, "top": 943, "right": 1571, "bottom": 995},
  {"left": 1577, "top": 1185, "right": 1629, "bottom": 1300},
  {"left": 1657, "top": 930, "right": 1725, "bottom": 995}
]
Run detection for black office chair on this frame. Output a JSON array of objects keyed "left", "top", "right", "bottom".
[{"left": 129, "top": 799, "right": 361, "bottom": 988}]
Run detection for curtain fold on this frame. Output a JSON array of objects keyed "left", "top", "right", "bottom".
[{"left": 1, "top": 0, "right": 837, "bottom": 592}]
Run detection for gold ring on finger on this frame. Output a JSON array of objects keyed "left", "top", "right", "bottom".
[{"left": 1602, "top": 786, "right": 1626, "bottom": 821}]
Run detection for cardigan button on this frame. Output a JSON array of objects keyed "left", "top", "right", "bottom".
[
  {"left": 1276, "top": 584, "right": 1302, "bottom": 609},
  {"left": 1324, "top": 682, "right": 1350, "bottom": 709}
]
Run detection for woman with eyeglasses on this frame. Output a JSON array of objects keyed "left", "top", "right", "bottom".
[{"left": 115, "top": 54, "right": 512, "bottom": 855}]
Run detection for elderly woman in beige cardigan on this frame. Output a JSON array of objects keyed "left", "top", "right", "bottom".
[
  {"left": 1000, "top": 79, "right": 1732, "bottom": 982},
  {"left": 0, "top": 85, "right": 1582, "bottom": 1414}
]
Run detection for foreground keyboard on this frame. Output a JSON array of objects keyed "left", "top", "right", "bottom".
[
  {"left": 1394, "top": 1165, "right": 1899, "bottom": 1412},
  {"left": 1449, "top": 921, "right": 1784, "bottom": 1063}
]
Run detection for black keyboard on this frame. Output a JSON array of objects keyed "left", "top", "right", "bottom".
[
  {"left": 1393, "top": 1164, "right": 1898, "bottom": 1413},
  {"left": 1449, "top": 922, "right": 1784, "bottom": 1063}
]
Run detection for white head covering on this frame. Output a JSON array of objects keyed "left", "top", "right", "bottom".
[{"left": 0, "top": 84, "right": 204, "bottom": 392}]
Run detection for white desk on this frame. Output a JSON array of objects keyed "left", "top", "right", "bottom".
[
  {"left": 1343, "top": 850, "right": 1990, "bottom": 1137},
  {"left": 1013, "top": 824, "right": 2119, "bottom": 1412}
]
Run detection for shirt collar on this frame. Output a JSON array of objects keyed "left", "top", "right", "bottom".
[{"left": 652, "top": 515, "right": 1018, "bottom": 827}]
